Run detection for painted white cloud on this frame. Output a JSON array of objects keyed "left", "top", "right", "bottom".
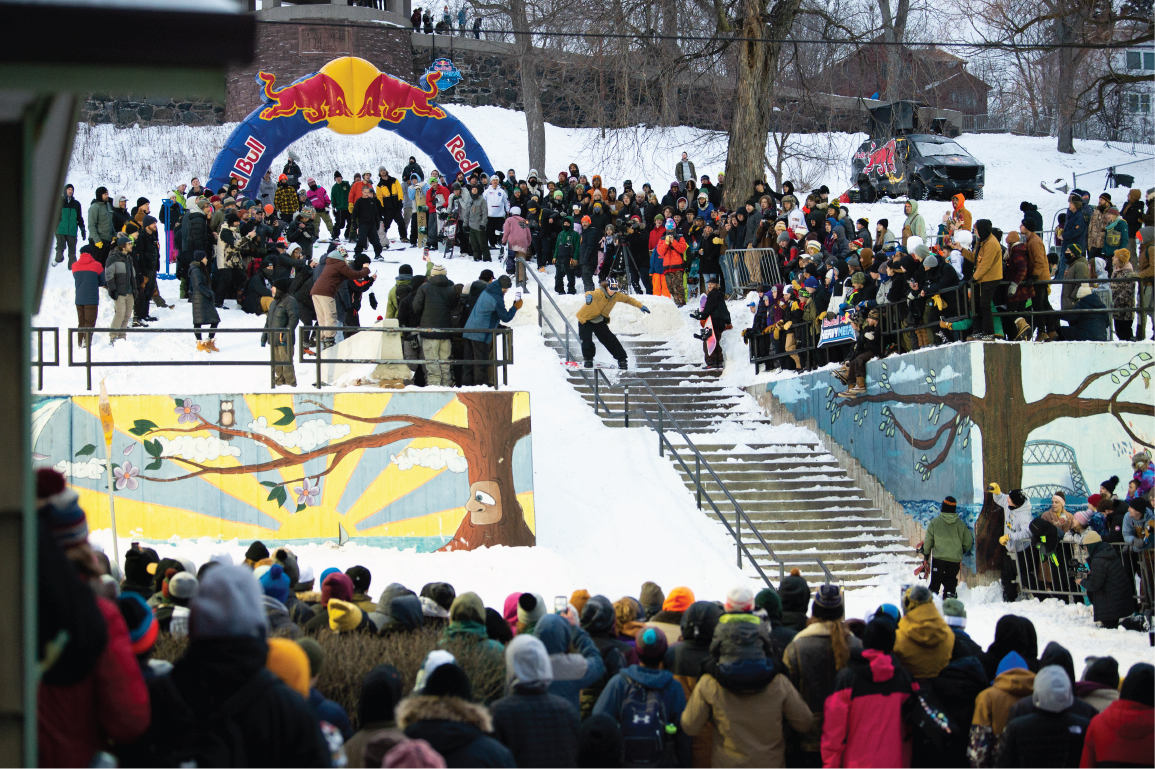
[
  {"left": 155, "top": 435, "right": 241, "bottom": 463},
  {"left": 246, "top": 417, "right": 351, "bottom": 452},
  {"left": 55, "top": 457, "right": 106, "bottom": 479},
  {"left": 390, "top": 446, "right": 468, "bottom": 473}
]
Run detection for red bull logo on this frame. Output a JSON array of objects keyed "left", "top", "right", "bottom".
[
  {"left": 258, "top": 71, "right": 352, "bottom": 123},
  {"left": 229, "top": 136, "right": 267, "bottom": 185},
  {"left": 358, "top": 70, "right": 446, "bottom": 123},
  {"left": 855, "top": 139, "right": 899, "bottom": 177},
  {"left": 445, "top": 134, "right": 480, "bottom": 174}
]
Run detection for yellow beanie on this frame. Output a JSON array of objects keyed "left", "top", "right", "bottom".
[
  {"left": 328, "top": 598, "right": 363, "bottom": 633},
  {"left": 266, "top": 637, "right": 310, "bottom": 698}
]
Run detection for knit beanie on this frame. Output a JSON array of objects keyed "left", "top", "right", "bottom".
[
  {"left": 259, "top": 563, "right": 291, "bottom": 603},
  {"left": 346, "top": 565, "right": 372, "bottom": 595},
  {"left": 517, "top": 593, "right": 546, "bottom": 626},
  {"left": 1120, "top": 663, "right": 1155, "bottom": 707},
  {"left": 295, "top": 565, "right": 314, "bottom": 592},
  {"left": 117, "top": 593, "right": 158, "bottom": 655},
  {"left": 862, "top": 617, "right": 896, "bottom": 653},
  {"left": 570, "top": 590, "right": 591, "bottom": 615},
  {"left": 1033, "top": 665, "right": 1074, "bottom": 713},
  {"left": 1074, "top": 510, "right": 1091, "bottom": 528},
  {"left": 245, "top": 541, "right": 269, "bottom": 563},
  {"left": 779, "top": 570, "right": 811, "bottom": 612},
  {"left": 662, "top": 587, "right": 695, "bottom": 613},
  {"left": 1097, "top": 475, "right": 1117, "bottom": 495},
  {"left": 635, "top": 626, "right": 669, "bottom": 662},
  {"left": 902, "top": 585, "right": 933, "bottom": 615},
  {"left": 420, "top": 582, "right": 456, "bottom": 612},
  {"left": 328, "top": 599, "right": 363, "bottom": 633},
  {"left": 725, "top": 584, "right": 755, "bottom": 613},
  {"left": 941, "top": 496, "right": 957, "bottom": 514},
  {"left": 168, "top": 571, "right": 199, "bottom": 601},
  {"left": 942, "top": 598, "right": 966, "bottom": 628},
  {"left": 384, "top": 740, "right": 447, "bottom": 769},
  {"left": 755, "top": 587, "right": 783, "bottom": 620},
  {"left": 812, "top": 584, "right": 844, "bottom": 621},
  {"left": 297, "top": 637, "right": 324, "bottom": 678},
  {"left": 37, "top": 469, "right": 88, "bottom": 549},
  {"left": 415, "top": 650, "right": 457, "bottom": 694},
  {"left": 448, "top": 592, "right": 486, "bottom": 625},
  {"left": 321, "top": 572, "right": 355, "bottom": 605},
  {"left": 873, "top": 603, "right": 900, "bottom": 627},
  {"left": 1082, "top": 656, "right": 1119, "bottom": 688},
  {"left": 266, "top": 637, "right": 310, "bottom": 697},
  {"left": 640, "top": 581, "right": 665, "bottom": 612},
  {"left": 190, "top": 564, "right": 267, "bottom": 640},
  {"left": 423, "top": 662, "right": 474, "bottom": 701}
]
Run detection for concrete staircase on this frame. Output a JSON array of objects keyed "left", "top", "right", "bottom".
[{"left": 541, "top": 328, "right": 917, "bottom": 586}]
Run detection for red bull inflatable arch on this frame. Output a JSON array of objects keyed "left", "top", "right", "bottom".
[{"left": 207, "top": 56, "right": 493, "bottom": 195}]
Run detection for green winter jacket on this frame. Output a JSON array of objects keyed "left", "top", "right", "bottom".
[
  {"left": 331, "top": 181, "right": 351, "bottom": 213},
  {"left": 554, "top": 225, "right": 580, "bottom": 263},
  {"left": 922, "top": 511, "right": 974, "bottom": 563},
  {"left": 903, "top": 200, "right": 926, "bottom": 242},
  {"left": 1103, "top": 218, "right": 1128, "bottom": 252},
  {"left": 88, "top": 197, "right": 114, "bottom": 242},
  {"left": 57, "top": 194, "right": 85, "bottom": 237}
]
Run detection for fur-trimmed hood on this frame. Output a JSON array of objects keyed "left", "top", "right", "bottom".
[{"left": 396, "top": 694, "right": 493, "bottom": 733}]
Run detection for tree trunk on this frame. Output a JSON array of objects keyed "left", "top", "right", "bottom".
[
  {"left": 877, "top": 0, "right": 909, "bottom": 102},
  {"left": 1054, "top": 16, "right": 1076, "bottom": 154},
  {"left": 723, "top": 0, "right": 802, "bottom": 211},
  {"left": 509, "top": 0, "right": 546, "bottom": 174},
  {"left": 658, "top": 0, "right": 680, "bottom": 126},
  {"left": 440, "top": 393, "right": 535, "bottom": 550}
]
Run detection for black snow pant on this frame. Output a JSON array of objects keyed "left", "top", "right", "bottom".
[
  {"left": 134, "top": 272, "right": 157, "bottom": 319},
  {"left": 214, "top": 267, "right": 244, "bottom": 307},
  {"left": 579, "top": 320, "right": 627, "bottom": 363},
  {"left": 381, "top": 208, "right": 406, "bottom": 242},
  {"left": 487, "top": 215, "right": 504, "bottom": 248},
  {"left": 1001, "top": 548, "right": 1032, "bottom": 603},
  {"left": 470, "top": 338, "right": 495, "bottom": 387},
  {"left": 355, "top": 222, "right": 382, "bottom": 257},
  {"left": 556, "top": 258, "right": 577, "bottom": 294},
  {"left": 929, "top": 558, "right": 961, "bottom": 599}
]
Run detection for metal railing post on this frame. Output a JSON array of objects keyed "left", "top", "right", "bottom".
[
  {"left": 658, "top": 408, "right": 663, "bottom": 456},
  {"left": 695, "top": 453, "right": 701, "bottom": 510},
  {"left": 315, "top": 328, "right": 323, "bottom": 389},
  {"left": 736, "top": 506, "right": 742, "bottom": 568},
  {"left": 593, "top": 372, "right": 599, "bottom": 415},
  {"left": 86, "top": 332, "right": 93, "bottom": 391},
  {"left": 623, "top": 386, "right": 629, "bottom": 428}
]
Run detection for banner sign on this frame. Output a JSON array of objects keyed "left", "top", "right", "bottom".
[{"left": 818, "top": 315, "right": 857, "bottom": 347}]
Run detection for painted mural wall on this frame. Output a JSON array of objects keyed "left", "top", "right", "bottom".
[
  {"left": 32, "top": 391, "right": 534, "bottom": 552},
  {"left": 764, "top": 342, "right": 1154, "bottom": 573}
]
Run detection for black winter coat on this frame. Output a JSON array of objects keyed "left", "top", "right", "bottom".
[
  {"left": 264, "top": 295, "right": 299, "bottom": 348},
  {"left": 996, "top": 709, "right": 1089, "bottom": 768},
  {"left": 188, "top": 262, "right": 219, "bottom": 326},
  {"left": 1084, "top": 540, "right": 1136, "bottom": 624},
  {"left": 411, "top": 274, "right": 459, "bottom": 339},
  {"left": 399, "top": 695, "right": 516, "bottom": 768},
  {"left": 909, "top": 655, "right": 989, "bottom": 769},
  {"left": 352, "top": 196, "right": 380, "bottom": 227},
  {"left": 579, "top": 227, "right": 600, "bottom": 270},
  {"left": 490, "top": 685, "right": 580, "bottom": 768},
  {"left": 701, "top": 286, "right": 731, "bottom": 328},
  {"left": 243, "top": 273, "right": 272, "bottom": 315},
  {"left": 271, "top": 251, "right": 307, "bottom": 283},
  {"left": 181, "top": 209, "right": 213, "bottom": 257},
  {"left": 123, "top": 637, "right": 329, "bottom": 768},
  {"left": 924, "top": 259, "right": 961, "bottom": 315}
]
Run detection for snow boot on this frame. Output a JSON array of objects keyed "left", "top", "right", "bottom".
[
  {"left": 838, "top": 376, "right": 866, "bottom": 398},
  {"left": 832, "top": 366, "right": 850, "bottom": 385},
  {"left": 1013, "top": 317, "right": 1032, "bottom": 341},
  {"left": 617, "top": 358, "right": 629, "bottom": 370},
  {"left": 583, "top": 359, "right": 594, "bottom": 369},
  {"left": 196, "top": 340, "right": 207, "bottom": 352},
  {"left": 204, "top": 339, "right": 220, "bottom": 353}
]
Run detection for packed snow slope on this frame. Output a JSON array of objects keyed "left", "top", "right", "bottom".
[{"left": 49, "top": 113, "right": 1155, "bottom": 671}]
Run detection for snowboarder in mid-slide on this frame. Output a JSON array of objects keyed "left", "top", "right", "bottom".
[{"left": 576, "top": 278, "right": 649, "bottom": 369}]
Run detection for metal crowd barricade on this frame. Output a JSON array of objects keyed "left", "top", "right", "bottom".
[
  {"left": 991, "top": 276, "right": 1145, "bottom": 341},
  {"left": 31, "top": 327, "right": 59, "bottom": 392},
  {"left": 878, "top": 281, "right": 973, "bottom": 353},
  {"left": 67, "top": 327, "right": 285, "bottom": 391},
  {"left": 719, "top": 248, "right": 783, "bottom": 299},
  {"left": 300, "top": 326, "right": 514, "bottom": 389},
  {"left": 1014, "top": 539, "right": 1154, "bottom": 619}
]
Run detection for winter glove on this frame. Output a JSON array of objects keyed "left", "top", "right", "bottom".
[
  {"left": 864, "top": 331, "right": 875, "bottom": 340},
  {"left": 988, "top": 482, "right": 1001, "bottom": 495},
  {"left": 818, "top": 311, "right": 828, "bottom": 320},
  {"left": 368, "top": 293, "right": 378, "bottom": 310},
  {"left": 932, "top": 295, "right": 946, "bottom": 310},
  {"left": 107, "top": 287, "right": 117, "bottom": 300},
  {"left": 514, "top": 299, "right": 524, "bottom": 309},
  {"left": 999, "top": 535, "right": 1010, "bottom": 546},
  {"left": 1007, "top": 283, "right": 1018, "bottom": 296},
  {"left": 95, "top": 241, "right": 103, "bottom": 249},
  {"left": 741, "top": 329, "right": 749, "bottom": 344},
  {"left": 782, "top": 321, "right": 792, "bottom": 330},
  {"left": 640, "top": 306, "right": 650, "bottom": 314}
]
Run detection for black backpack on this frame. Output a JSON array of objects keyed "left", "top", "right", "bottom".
[{"left": 618, "top": 680, "right": 676, "bottom": 768}]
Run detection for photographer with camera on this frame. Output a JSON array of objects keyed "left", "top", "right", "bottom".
[
  {"left": 657, "top": 220, "right": 689, "bottom": 306},
  {"left": 1077, "top": 530, "right": 1136, "bottom": 629}
]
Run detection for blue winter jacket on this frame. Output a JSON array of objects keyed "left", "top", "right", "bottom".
[
  {"left": 592, "top": 664, "right": 692, "bottom": 767},
  {"left": 534, "top": 614, "right": 606, "bottom": 713},
  {"left": 1060, "top": 293, "right": 1109, "bottom": 341},
  {"left": 464, "top": 280, "right": 518, "bottom": 343},
  {"left": 308, "top": 688, "right": 352, "bottom": 741}
]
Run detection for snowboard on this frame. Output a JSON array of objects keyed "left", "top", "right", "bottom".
[
  {"left": 561, "top": 360, "right": 619, "bottom": 371},
  {"left": 417, "top": 209, "right": 427, "bottom": 247},
  {"left": 705, "top": 317, "right": 717, "bottom": 355}
]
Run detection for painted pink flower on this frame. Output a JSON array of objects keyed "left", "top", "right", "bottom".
[
  {"left": 114, "top": 461, "right": 139, "bottom": 491},
  {"left": 294, "top": 479, "right": 319, "bottom": 507},
  {"left": 174, "top": 398, "right": 201, "bottom": 424}
]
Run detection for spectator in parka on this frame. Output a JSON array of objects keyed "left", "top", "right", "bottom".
[
  {"left": 56, "top": 184, "right": 87, "bottom": 266},
  {"left": 674, "top": 152, "right": 696, "bottom": 190},
  {"left": 1122, "top": 496, "right": 1153, "bottom": 552},
  {"left": 921, "top": 496, "right": 974, "bottom": 599},
  {"left": 820, "top": 617, "right": 913, "bottom": 768},
  {"left": 1075, "top": 656, "right": 1119, "bottom": 713},
  {"left": 88, "top": 186, "right": 115, "bottom": 265},
  {"left": 344, "top": 664, "right": 405, "bottom": 768},
  {"left": 463, "top": 275, "right": 520, "bottom": 387},
  {"left": 997, "top": 665, "right": 1089, "bottom": 768},
  {"left": 1079, "top": 662, "right": 1154, "bottom": 767},
  {"left": 490, "top": 635, "right": 581, "bottom": 768},
  {"left": 264, "top": 278, "right": 299, "bottom": 387},
  {"left": 130, "top": 565, "right": 330, "bottom": 767},
  {"left": 71, "top": 245, "right": 104, "bottom": 348},
  {"left": 533, "top": 613, "right": 606, "bottom": 714},
  {"left": 594, "top": 627, "right": 692, "bottom": 767},
  {"left": 188, "top": 250, "right": 220, "bottom": 352},
  {"left": 103, "top": 234, "right": 136, "bottom": 343},
  {"left": 311, "top": 246, "right": 370, "bottom": 348},
  {"left": 893, "top": 584, "right": 955, "bottom": 679},
  {"left": 411, "top": 263, "right": 459, "bottom": 387},
  {"left": 968, "top": 651, "right": 1036, "bottom": 768}
]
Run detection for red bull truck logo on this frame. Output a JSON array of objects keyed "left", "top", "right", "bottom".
[
  {"left": 258, "top": 71, "right": 352, "bottom": 123},
  {"left": 855, "top": 139, "right": 899, "bottom": 177},
  {"left": 358, "top": 70, "right": 446, "bottom": 123},
  {"left": 445, "top": 134, "right": 480, "bottom": 174}
]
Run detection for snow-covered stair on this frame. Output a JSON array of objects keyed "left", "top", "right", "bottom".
[{"left": 539, "top": 327, "right": 918, "bottom": 586}]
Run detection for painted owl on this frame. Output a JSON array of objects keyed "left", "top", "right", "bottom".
[{"left": 218, "top": 400, "right": 235, "bottom": 441}]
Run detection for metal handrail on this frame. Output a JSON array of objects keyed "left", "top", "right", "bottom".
[
  {"left": 518, "top": 258, "right": 832, "bottom": 586},
  {"left": 31, "top": 327, "right": 60, "bottom": 392},
  {"left": 298, "top": 325, "right": 514, "bottom": 389}
]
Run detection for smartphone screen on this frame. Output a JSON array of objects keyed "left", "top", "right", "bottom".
[{"left": 554, "top": 596, "right": 567, "bottom": 613}]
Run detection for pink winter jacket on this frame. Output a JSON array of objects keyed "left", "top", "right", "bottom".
[
  {"left": 502, "top": 215, "right": 533, "bottom": 252},
  {"left": 306, "top": 186, "right": 330, "bottom": 210},
  {"left": 821, "top": 649, "right": 913, "bottom": 768}
]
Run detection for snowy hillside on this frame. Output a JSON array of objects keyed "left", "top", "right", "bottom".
[{"left": 44, "top": 113, "right": 1155, "bottom": 672}]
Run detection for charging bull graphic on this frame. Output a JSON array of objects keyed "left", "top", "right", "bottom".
[
  {"left": 207, "top": 56, "right": 492, "bottom": 196},
  {"left": 359, "top": 70, "right": 446, "bottom": 122},
  {"left": 855, "top": 139, "right": 899, "bottom": 178},
  {"left": 258, "top": 71, "right": 353, "bottom": 123}
]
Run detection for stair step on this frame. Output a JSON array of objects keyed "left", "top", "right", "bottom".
[{"left": 681, "top": 482, "right": 867, "bottom": 499}]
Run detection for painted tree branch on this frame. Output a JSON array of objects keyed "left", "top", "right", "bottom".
[
  {"left": 149, "top": 414, "right": 296, "bottom": 459},
  {"left": 293, "top": 399, "right": 472, "bottom": 445}
]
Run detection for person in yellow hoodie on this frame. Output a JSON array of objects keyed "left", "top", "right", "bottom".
[
  {"left": 576, "top": 278, "right": 650, "bottom": 369},
  {"left": 893, "top": 585, "right": 955, "bottom": 679},
  {"left": 968, "top": 650, "right": 1036, "bottom": 767}
]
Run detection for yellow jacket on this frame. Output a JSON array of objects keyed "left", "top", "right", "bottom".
[
  {"left": 970, "top": 236, "right": 1004, "bottom": 284},
  {"left": 893, "top": 602, "right": 955, "bottom": 678},
  {"left": 576, "top": 288, "right": 643, "bottom": 324},
  {"left": 375, "top": 177, "right": 404, "bottom": 209}
]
